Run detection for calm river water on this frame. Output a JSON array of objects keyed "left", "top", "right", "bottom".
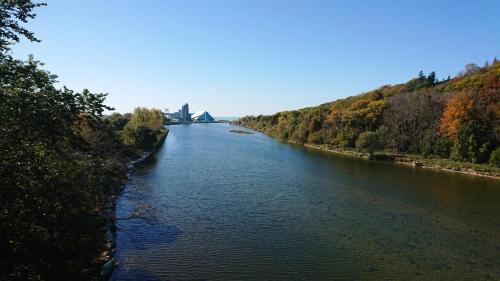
[{"left": 111, "top": 123, "right": 499, "bottom": 281}]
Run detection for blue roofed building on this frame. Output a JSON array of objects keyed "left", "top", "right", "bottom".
[{"left": 191, "top": 111, "right": 215, "bottom": 122}]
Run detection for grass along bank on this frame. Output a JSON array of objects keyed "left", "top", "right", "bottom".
[
  {"left": 304, "top": 144, "right": 500, "bottom": 179},
  {"left": 235, "top": 124, "right": 500, "bottom": 179}
]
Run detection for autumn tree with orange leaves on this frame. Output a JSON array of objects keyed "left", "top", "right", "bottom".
[
  {"left": 439, "top": 73, "right": 500, "bottom": 163},
  {"left": 439, "top": 91, "right": 475, "bottom": 138}
]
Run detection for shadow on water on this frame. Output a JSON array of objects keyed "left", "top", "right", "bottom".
[
  {"left": 112, "top": 267, "right": 210, "bottom": 281},
  {"left": 111, "top": 268, "right": 163, "bottom": 281},
  {"left": 134, "top": 155, "right": 159, "bottom": 174},
  {"left": 119, "top": 224, "right": 182, "bottom": 251}
]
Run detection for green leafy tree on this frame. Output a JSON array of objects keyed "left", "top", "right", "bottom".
[
  {"left": 0, "top": 0, "right": 46, "bottom": 54},
  {"left": 451, "top": 120, "right": 490, "bottom": 163},
  {"left": 121, "top": 107, "right": 166, "bottom": 151},
  {"left": 0, "top": 2, "right": 139, "bottom": 280},
  {"left": 427, "top": 71, "right": 437, "bottom": 85},
  {"left": 355, "top": 131, "right": 382, "bottom": 156},
  {"left": 489, "top": 148, "right": 500, "bottom": 167},
  {"left": 107, "top": 112, "right": 130, "bottom": 131},
  {"left": 418, "top": 70, "right": 425, "bottom": 79},
  {"left": 0, "top": 56, "right": 120, "bottom": 280}
]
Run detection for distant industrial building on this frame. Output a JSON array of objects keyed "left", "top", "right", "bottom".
[
  {"left": 164, "top": 103, "right": 215, "bottom": 123},
  {"left": 164, "top": 110, "right": 180, "bottom": 121},
  {"left": 191, "top": 111, "right": 215, "bottom": 122},
  {"left": 181, "top": 103, "right": 191, "bottom": 121},
  {"left": 165, "top": 103, "right": 191, "bottom": 121}
]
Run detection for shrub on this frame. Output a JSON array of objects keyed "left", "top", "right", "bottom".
[{"left": 489, "top": 148, "right": 500, "bottom": 167}]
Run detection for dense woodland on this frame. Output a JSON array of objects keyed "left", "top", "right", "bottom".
[
  {"left": 236, "top": 61, "right": 500, "bottom": 167},
  {"left": 0, "top": 1, "right": 166, "bottom": 280}
]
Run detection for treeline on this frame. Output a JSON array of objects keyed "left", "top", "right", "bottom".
[
  {"left": 0, "top": 2, "right": 166, "bottom": 281},
  {"left": 236, "top": 61, "right": 500, "bottom": 167}
]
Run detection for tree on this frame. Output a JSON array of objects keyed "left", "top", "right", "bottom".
[
  {"left": 382, "top": 91, "right": 444, "bottom": 153},
  {"left": 0, "top": 0, "right": 46, "bottom": 53},
  {"left": 355, "top": 131, "right": 382, "bottom": 156},
  {"left": 121, "top": 124, "right": 157, "bottom": 150},
  {"left": 451, "top": 120, "right": 489, "bottom": 163},
  {"left": 0, "top": 3, "right": 130, "bottom": 278},
  {"left": 108, "top": 112, "right": 130, "bottom": 131},
  {"left": 418, "top": 70, "right": 425, "bottom": 79},
  {"left": 464, "top": 63, "right": 480, "bottom": 75},
  {"left": 0, "top": 56, "right": 120, "bottom": 280},
  {"left": 120, "top": 107, "right": 166, "bottom": 150},
  {"left": 490, "top": 148, "right": 500, "bottom": 167},
  {"left": 126, "top": 107, "right": 165, "bottom": 131},
  {"left": 427, "top": 71, "right": 437, "bottom": 85},
  {"left": 440, "top": 91, "right": 474, "bottom": 138}
]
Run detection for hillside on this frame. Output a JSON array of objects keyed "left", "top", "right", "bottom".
[{"left": 236, "top": 60, "right": 500, "bottom": 174}]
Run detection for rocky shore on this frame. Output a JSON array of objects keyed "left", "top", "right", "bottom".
[{"left": 96, "top": 130, "right": 168, "bottom": 280}]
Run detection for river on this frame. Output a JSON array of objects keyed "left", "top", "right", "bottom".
[{"left": 110, "top": 123, "right": 499, "bottom": 281}]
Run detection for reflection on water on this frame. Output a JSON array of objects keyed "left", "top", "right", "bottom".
[{"left": 111, "top": 123, "right": 500, "bottom": 281}]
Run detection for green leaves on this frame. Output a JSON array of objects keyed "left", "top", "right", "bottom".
[
  {"left": 0, "top": 0, "right": 47, "bottom": 53},
  {"left": 120, "top": 107, "right": 166, "bottom": 151},
  {"left": 0, "top": 50, "right": 123, "bottom": 281},
  {"left": 0, "top": 2, "right": 134, "bottom": 279},
  {"left": 355, "top": 131, "right": 382, "bottom": 156}
]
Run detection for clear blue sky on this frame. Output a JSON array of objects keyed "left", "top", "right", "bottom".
[{"left": 13, "top": 0, "right": 500, "bottom": 116}]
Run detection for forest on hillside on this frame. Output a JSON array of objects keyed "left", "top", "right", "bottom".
[
  {"left": 0, "top": 1, "right": 166, "bottom": 280},
  {"left": 236, "top": 61, "right": 500, "bottom": 167}
]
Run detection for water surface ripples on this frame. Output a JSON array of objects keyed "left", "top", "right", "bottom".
[{"left": 111, "top": 123, "right": 500, "bottom": 281}]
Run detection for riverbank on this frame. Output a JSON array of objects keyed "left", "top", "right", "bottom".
[
  {"left": 234, "top": 123, "right": 499, "bottom": 180},
  {"left": 232, "top": 123, "right": 499, "bottom": 180},
  {"left": 303, "top": 143, "right": 500, "bottom": 179},
  {"left": 96, "top": 128, "right": 168, "bottom": 280}
]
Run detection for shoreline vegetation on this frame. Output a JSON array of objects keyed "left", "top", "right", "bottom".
[
  {"left": 97, "top": 112, "right": 169, "bottom": 276},
  {"left": 303, "top": 144, "right": 500, "bottom": 179},
  {"left": 237, "top": 126, "right": 500, "bottom": 179},
  {"left": 0, "top": 2, "right": 169, "bottom": 280},
  {"left": 235, "top": 61, "right": 500, "bottom": 180}
]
